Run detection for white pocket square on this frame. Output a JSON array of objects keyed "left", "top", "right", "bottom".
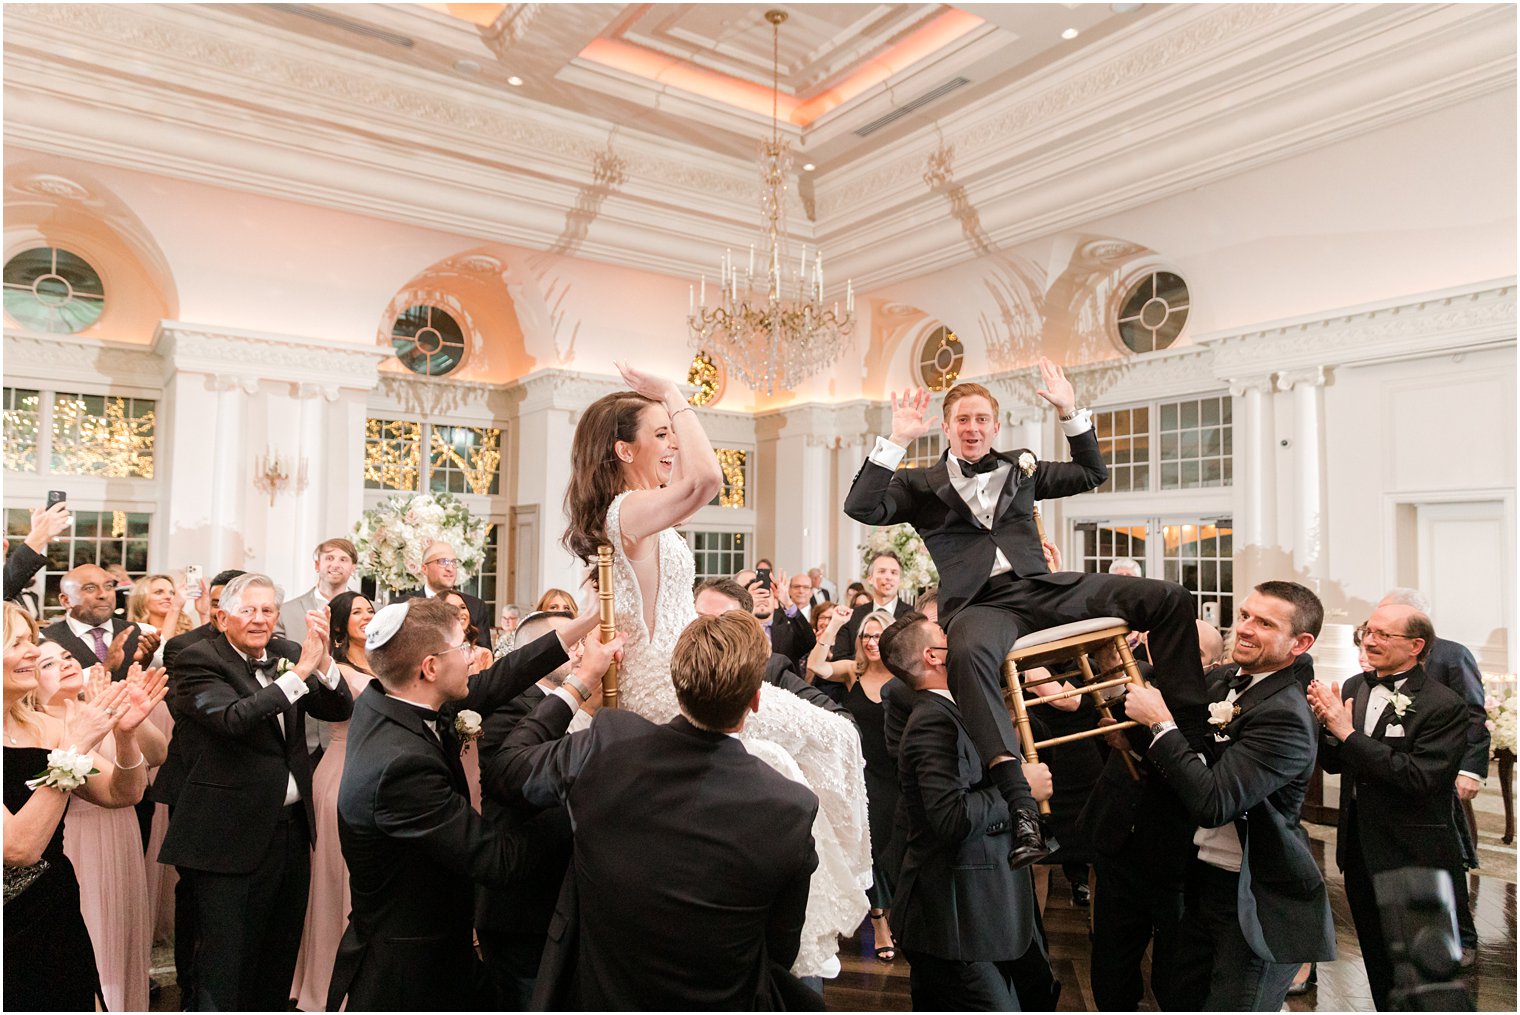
[{"left": 1384, "top": 724, "right": 1405, "bottom": 738}]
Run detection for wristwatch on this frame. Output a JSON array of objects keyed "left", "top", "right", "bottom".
[
  {"left": 564, "top": 674, "right": 594, "bottom": 702},
  {"left": 1149, "top": 719, "right": 1177, "bottom": 738},
  {"left": 1060, "top": 407, "right": 1082, "bottom": 421}
]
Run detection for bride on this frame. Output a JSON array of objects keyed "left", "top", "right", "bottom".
[{"left": 562, "top": 363, "right": 871, "bottom": 979}]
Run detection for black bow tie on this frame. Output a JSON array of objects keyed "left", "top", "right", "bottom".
[
  {"left": 249, "top": 657, "right": 278, "bottom": 680},
  {"left": 1366, "top": 672, "right": 1405, "bottom": 691},
  {"left": 958, "top": 455, "right": 1001, "bottom": 476},
  {"left": 1228, "top": 669, "right": 1252, "bottom": 694}
]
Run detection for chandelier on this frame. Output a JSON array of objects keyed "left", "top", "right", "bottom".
[{"left": 687, "top": 9, "right": 854, "bottom": 396}]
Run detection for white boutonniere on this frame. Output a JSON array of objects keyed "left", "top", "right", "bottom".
[
  {"left": 25, "top": 745, "right": 98, "bottom": 792},
  {"left": 1208, "top": 700, "right": 1240, "bottom": 728},
  {"left": 455, "top": 709, "right": 483, "bottom": 753},
  {"left": 1389, "top": 691, "right": 1414, "bottom": 718},
  {"left": 275, "top": 658, "right": 295, "bottom": 678},
  {"left": 1017, "top": 451, "right": 1037, "bottom": 478}
]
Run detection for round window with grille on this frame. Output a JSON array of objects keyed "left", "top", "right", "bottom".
[
  {"left": 917, "top": 325, "right": 963, "bottom": 391},
  {"left": 1116, "top": 271, "right": 1189, "bottom": 353},
  {"left": 3, "top": 247, "right": 106, "bottom": 334},
  {"left": 391, "top": 305, "right": 466, "bottom": 376}
]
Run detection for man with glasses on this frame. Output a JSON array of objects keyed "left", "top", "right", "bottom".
[
  {"left": 43, "top": 562, "right": 158, "bottom": 681},
  {"left": 396, "top": 539, "right": 493, "bottom": 649},
  {"left": 159, "top": 573, "right": 353, "bottom": 1011},
  {"left": 1308, "top": 603, "right": 1469, "bottom": 1011}
]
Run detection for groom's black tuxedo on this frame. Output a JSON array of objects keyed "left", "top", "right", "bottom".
[
  {"left": 1147, "top": 665, "right": 1335, "bottom": 1009},
  {"left": 844, "top": 433, "right": 1210, "bottom": 799},
  {"left": 488, "top": 696, "right": 821, "bottom": 1011}
]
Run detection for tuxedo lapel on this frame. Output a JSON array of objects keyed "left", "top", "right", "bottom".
[
  {"left": 925, "top": 459, "right": 983, "bottom": 529},
  {"left": 1352, "top": 677, "right": 1371, "bottom": 732},
  {"left": 992, "top": 450, "right": 1028, "bottom": 522}
]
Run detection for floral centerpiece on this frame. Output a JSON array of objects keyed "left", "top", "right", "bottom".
[
  {"left": 1483, "top": 672, "right": 1517, "bottom": 756},
  {"left": 860, "top": 523, "right": 938, "bottom": 595},
  {"left": 353, "top": 491, "right": 489, "bottom": 592}
]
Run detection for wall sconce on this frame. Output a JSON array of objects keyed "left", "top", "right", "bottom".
[{"left": 254, "top": 450, "right": 309, "bottom": 506}]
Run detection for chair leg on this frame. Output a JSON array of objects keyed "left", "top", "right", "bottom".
[
  {"left": 1004, "top": 655, "right": 1050, "bottom": 816},
  {"left": 1080, "top": 651, "right": 1139, "bottom": 781}
]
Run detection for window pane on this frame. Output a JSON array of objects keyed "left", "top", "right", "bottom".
[
  {"left": 365, "top": 418, "right": 422, "bottom": 491},
  {"left": 50, "top": 393, "right": 156, "bottom": 478},
  {"left": 3, "top": 388, "right": 40, "bottom": 472}
]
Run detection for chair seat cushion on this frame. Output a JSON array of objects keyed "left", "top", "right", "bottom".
[{"left": 1010, "top": 616, "right": 1128, "bottom": 651}]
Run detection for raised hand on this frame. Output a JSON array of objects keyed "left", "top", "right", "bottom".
[
  {"left": 1034, "top": 356, "right": 1076, "bottom": 416},
  {"left": 26, "top": 501, "right": 71, "bottom": 551},
  {"left": 615, "top": 362, "right": 679, "bottom": 404},
  {"left": 63, "top": 684, "right": 129, "bottom": 754},
  {"left": 824, "top": 603, "right": 853, "bottom": 635},
  {"left": 116, "top": 666, "right": 169, "bottom": 734},
  {"left": 133, "top": 627, "right": 162, "bottom": 665},
  {"left": 105, "top": 626, "right": 133, "bottom": 676},
  {"left": 297, "top": 611, "right": 329, "bottom": 678},
  {"left": 888, "top": 388, "right": 938, "bottom": 446}
]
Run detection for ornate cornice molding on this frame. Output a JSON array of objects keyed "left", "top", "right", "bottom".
[
  {"left": 152, "top": 322, "right": 385, "bottom": 391},
  {"left": 2, "top": 330, "right": 164, "bottom": 392},
  {"left": 373, "top": 371, "right": 516, "bottom": 421}
]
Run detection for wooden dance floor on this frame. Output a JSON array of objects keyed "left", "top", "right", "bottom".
[
  {"left": 149, "top": 813, "right": 1515, "bottom": 1012},
  {"left": 827, "top": 817, "right": 1517, "bottom": 1013}
]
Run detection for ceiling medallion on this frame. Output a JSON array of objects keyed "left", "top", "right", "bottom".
[{"left": 686, "top": 9, "right": 853, "bottom": 396}]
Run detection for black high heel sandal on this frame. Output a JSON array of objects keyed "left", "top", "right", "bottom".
[{"left": 869, "top": 908, "right": 895, "bottom": 962}]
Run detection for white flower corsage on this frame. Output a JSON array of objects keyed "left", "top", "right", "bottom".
[
  {"left": 25, "top": 745, "right": 98, "bottom": 793},
  {"left": 455, "top": 709, "right": 483, "bottom": 753},
  {"left": 1389, "top": 691, "right": 1414, "bottom": 718},
  {"left": 1208, "top": 701, "right": 1240, "bottom": 728},
  {"left": 1017, "top": 451, "right": 1037, "bottom": 478},
  {"left": 275, "top": 658, "right": 296, "bottom": 678}
]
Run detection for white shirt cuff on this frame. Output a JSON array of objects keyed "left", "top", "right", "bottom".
[
  {"left": 1459, "top": 770, "right": 1484, "bottom": 785},
  {"left": 550, "top": 686, "right": 581, "bottom": 712},
  {"left": 1060, "top": 408, "right": 1094, "bottom": 437},
  {"left": 274, "top": 671, "right": 309, "bottom": 704},
  {"left": 869, "top": 436, "right": 907, "bottom": 470},
  {"left": 313, "top": 660, "right": 342, "bottom": 690}
]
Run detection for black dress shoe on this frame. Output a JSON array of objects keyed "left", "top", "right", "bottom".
[
  {"left": 1007, "top": 809, "right": 1051, "bottom": 870},
  {"left": 1071, "top": 881, "right": 1091, "bottom": 907}
]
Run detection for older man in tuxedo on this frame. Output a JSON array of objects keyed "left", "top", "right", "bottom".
[
  {"left": 845, "top": 363, "right": 1209, "bottom": 866},
  {"left": 1123, "top": 582, "right": 1336, "bottom": 1010},
  {"left": 1309, "top": 604, "right": 1469, "bottom": 1011},
  {"left": 489, "top": 610, "right": 821, "bottom": 1010},
  {"left": 158, "top": 573, "right": 352, "bottom": 1011},
  {"left": 331, "top": 597, "right": 604, "bottom": 1011},
  {"left": 884, "top": 611, "right": 1058, "bottom": 1010},
  {"left": 394, "top": 539, "right": 492, "bottom": 648}
]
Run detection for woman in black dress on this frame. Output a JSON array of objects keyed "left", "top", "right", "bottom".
[
  {"left": 840, "top": 609, "right": 902, "bottom": 961},
  {"left": 3, "top": 602, "right": 166, "bottom": 1011}
]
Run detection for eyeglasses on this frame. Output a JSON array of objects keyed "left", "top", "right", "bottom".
[
  {"left": 233, "top": 607, "right": 280, "bottom": 620},
  {"left": 434, "top": 641, "right": 472, "bottom": 660},
  {"left": 860, "top": 634, "right": 881, "bottom": 643},
  {"left": 926, "top": 645, "right": 949, "bottom": 658},
  {"left": 76, "top": 581, "right": 119, "bottom": 595},
  {"left": 425, "top": 558, "right": 460, "bottom": 568},
  {"left": 1361, "top": 627, "right": 1416, "bottom": 643}
]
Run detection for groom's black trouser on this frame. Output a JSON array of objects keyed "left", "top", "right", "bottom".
[{"left": 943, "top": 572, "right": 1210, "bottom": 807}]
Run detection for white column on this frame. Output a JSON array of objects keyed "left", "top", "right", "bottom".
[
  {"left": 1280, "top": 367, "right": 1329, "bottom": 585},
  {"left": 833, "top": 432, "right": 871, "bottom": 585},
  {"left": 208, "top": 377, "right": 252, "bottom": 571}
]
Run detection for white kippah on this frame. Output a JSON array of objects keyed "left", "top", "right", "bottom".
[{"left": 366, "top": 601, "right": 412, "bottom": 651}]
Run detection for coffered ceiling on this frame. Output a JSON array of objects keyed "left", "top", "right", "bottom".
[{"left": 3, "top": 3, "right": 1515, "bottom": 291}]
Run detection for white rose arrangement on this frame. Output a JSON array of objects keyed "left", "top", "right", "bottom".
[
  {"left": 455, "top": 709, "right": 484, "bottom": 753},
  {"left": 1389, "top": 690, "right": 1414, "bottom": 719},
  {"left": 1482, "top": 673, "right": 1516, "bottom": 755},
  {"left": 354, "top": 492, "right": 489, "bottom": 592},
  {"left": 1208, "top": 701, "right": 1240, "bottom": 728},
  {"left": 860, "top": 523, "right": 938, "bottom": 594},
  {"left": 25, "top": 745, "right": 99, "bottom": 792},
  {"left": 1017, "top": 451, "right": 1037, "bottom": 478}
]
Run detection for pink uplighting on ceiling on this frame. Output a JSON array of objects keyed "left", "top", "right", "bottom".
[{"left": 579, "top": 8, "right": 985, "bottom": 128}]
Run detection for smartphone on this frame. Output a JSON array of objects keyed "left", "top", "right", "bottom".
[
  {"left": 755, "top": 567, "right": 772, "bottom": 590},
  {"left": 46, "top": 489, "right": 67, "bottom": 509},
  {"left": 185, "top": 564, "right": 203, "bottom": 599}
]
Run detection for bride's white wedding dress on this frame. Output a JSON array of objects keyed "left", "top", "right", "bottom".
[{"left": 603, "top": 492, "right": 872, "bottom": 977}]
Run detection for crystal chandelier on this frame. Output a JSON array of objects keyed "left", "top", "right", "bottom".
[{"left": 687, "top": 9, "right": 854, "bottom": 397}]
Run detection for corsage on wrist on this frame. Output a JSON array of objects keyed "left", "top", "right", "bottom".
[{"left": 25, "top": 746, "right": 98, "bottom": 793}]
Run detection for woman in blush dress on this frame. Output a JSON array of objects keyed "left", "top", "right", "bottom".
[
  {"left": 563, "top": 363, "right": 872, "bottom": 983},
  {"left": 43, "top": 643, "right": 169, "bottom": 1014},
  {"left": 292, "top": 592, "right": 376, "bottom": 1012},
  {"left": 4, "top": 602, "right": 165, "bottom": 1012},
  {"left": 442, "top": 589, "right": 493, "bottom": 811}
]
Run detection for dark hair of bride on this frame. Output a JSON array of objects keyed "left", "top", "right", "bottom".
[{"left": 563, "top": 389, "right": 660, "bottom": 566}]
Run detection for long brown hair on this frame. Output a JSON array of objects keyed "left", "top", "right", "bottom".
[
  {"left": 127, "top": 573, "right": 195, "bottom": 636},
  {"left": 562, "top": 390, "right": 659, "bottom": 566}
]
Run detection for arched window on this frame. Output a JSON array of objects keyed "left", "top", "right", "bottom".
[
  {"left": 391, "top": 304, "right": 466, "bottom": 376},
  {"left": 3, "top": 247, "right": 106, "bottom": 333},
  {"left": 917, "top": 325, "right": 963, "bottom": 391},
  {"left": 1116, "top": 271, "right": 1189, "bottom": 353}
]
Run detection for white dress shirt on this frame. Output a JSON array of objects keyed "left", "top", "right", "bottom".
[
  {"left": 231, "top": 645, "right": 342, "bottom": 805},
  {"left": 1189, "top": 669, "right": 1270, "bottom": 874}
]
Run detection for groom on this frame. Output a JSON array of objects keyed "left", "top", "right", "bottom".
[{"left": 844, "top": 359, "right": 1209, "bottom": 867}]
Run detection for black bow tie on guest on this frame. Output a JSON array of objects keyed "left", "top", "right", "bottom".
[
  {"left": 249, "top": 657, "right": 279, "bottom": 681},
  {"left": 1365, "top": 672, "right": 1404, "bottom": 691},
  {"left": 1228, "top": 669, "right": 1253, "bottom": 694},
  {"left": 958, "top": 454, "right": 1001, "bottom": 476}
]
